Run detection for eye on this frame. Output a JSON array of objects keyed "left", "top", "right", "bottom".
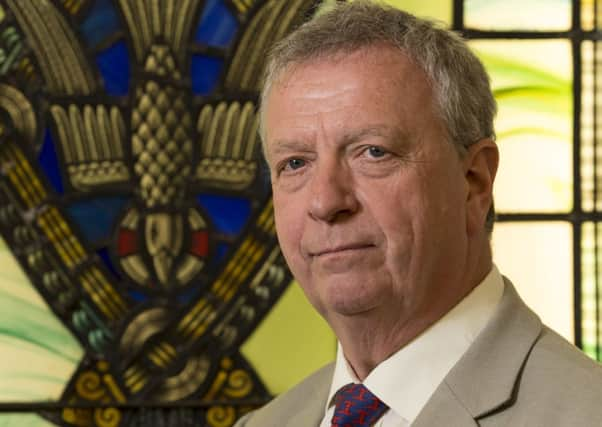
[
  {"left": 366, "top": 146, "right": 386, "bottom": 158},
  {"left": 284, "top": 158, "right": 306, "bottom": 170}
]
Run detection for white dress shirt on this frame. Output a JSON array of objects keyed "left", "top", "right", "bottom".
[{"left": 320, "top": 265, "right": 504, "bottom": 427}]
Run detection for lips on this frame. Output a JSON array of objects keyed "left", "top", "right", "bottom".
[{"left": 310, "top": 243, "right": 374, "bottom": 257}]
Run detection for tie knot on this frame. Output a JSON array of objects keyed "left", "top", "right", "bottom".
[{"left": 331, "top": 383, "right": 388, "bottom": 427}]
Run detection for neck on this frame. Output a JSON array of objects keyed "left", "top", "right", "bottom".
[{"left": 332, "top": 242, "right": 493, "bottom": 380}]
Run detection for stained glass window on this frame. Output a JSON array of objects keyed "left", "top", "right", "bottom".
[
  {"left": 0, "top": 1, "right": 601, "bottom": 426},
  {"left": 465, "top": 0, "right": 572, "bottom": 31},
  {"left": 472, "top": 40, "right": 573, "bottom": 213},
  {"left": 0, "top": 238, "right": 82, "bottom": 402},
  {"left": 492, "top": 222, "right": 574, "bottom": 341},
  {"left": 0, "top": 1, "right": 313, "bottom": 425},
  {"left": 460, "top": 0, "right": 602, "bottom": 361}
]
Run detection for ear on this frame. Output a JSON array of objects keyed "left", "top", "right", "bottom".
[{"left": 464, "top": 138, "right": 499, "bottom": 235}]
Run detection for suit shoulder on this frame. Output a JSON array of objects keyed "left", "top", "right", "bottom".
[
  {"left": 235, "top": 363, "right": 334, "bottom": 427},
  {"left": 530, "top": 326, "right": 602, "bottom": 384},
  {"left": 517, "top": 326, "right": 602, "bottom": 417}
]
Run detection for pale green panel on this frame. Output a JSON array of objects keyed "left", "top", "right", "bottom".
[
  {"left": 465, "top": 0, "right": 571, "bottom": 31},
  {"left": 0, "top": 238, "right": 83, "bottom": 401},
  {"left": 471, "top": 40, "right": 573, "bottom": 213},
  {"left": 492, "top": 222, "right": 573, "bottom": 342},
  {"left": 383, "top": 0, "right": 452, "bottom": 24},
  {"left": 0, "top": 414, "right": 56, "bottom": 427},
  {"left": 241, "top": 281, "right": 335, "bottom": 395},
  {"left": 581, "top": 223, "right": 601, "bottom": 359}
]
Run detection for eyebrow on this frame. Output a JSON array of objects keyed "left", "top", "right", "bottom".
[
  {"left": 267, "top": 125, "right": 409, "bottom": 158},
  {"left": 340, "top": 125, "right": 406, "bottom": 145},
  {"left": 269, "top": 139, "right": 312, "bottom": 153},
  {"left": 266, "top": 140, "right": 314, "bottom": 161}
]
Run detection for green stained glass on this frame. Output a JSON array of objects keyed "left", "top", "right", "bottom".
[
  {"left": 465, "top": 0, "right": 571, "bottom": 31},
  {"left": 471, "top": 40, "right": 573, "bottom": 213},
  {"left": 0, "top": 415, "right": 56, "bottom": 427},
  {"left": 0, "top": 238, "right": 83, "bottom": 402},
  {"left": 581, "top": 223, "right": 602, "bottom": 360},
  {"left": 581, "top": 41, "right": 602, "bottom": 212},
  {"left": 492, "top": 222, "right": 574, "bottom": 342}
]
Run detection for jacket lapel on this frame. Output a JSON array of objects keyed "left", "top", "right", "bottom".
[
  {"left": 413, "top": 279, "right": 542, "bottom": 426},
  {"left": 287, "top": 399, "right": 328, "bottom": 427},
  {"left": 412, "top": 381, "right": 478, "bottom": 427},
  {"left": 286, "top": 364, "right": 334, "bottom": 427}
]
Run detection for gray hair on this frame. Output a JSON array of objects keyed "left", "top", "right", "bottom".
[{"left": 260, "top": 0, "right": 497, "bottom": 231}]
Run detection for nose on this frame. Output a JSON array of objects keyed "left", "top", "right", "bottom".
[{"left": 308, "top": 161, "right": 359, "bottom": 223}]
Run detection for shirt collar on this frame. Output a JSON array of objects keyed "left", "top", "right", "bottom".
[{"left": 325, "top": 265, "right": 504, "bottom": 423}]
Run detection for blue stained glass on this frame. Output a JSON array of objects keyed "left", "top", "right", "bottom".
[
  {"left": 96, "top": 40, "right": 130, "bottom": 96},
  {"left": 197, "top": 194, "right": 251, "bottom": 235},
  {"left": 191, "top": 55, "right": 223, "bottom": 95},
  {"left": 38, "top": 128, "right": 64, "bottom": 194},
  {"left": 80, "top": 0, "right": 121, "bottom": 48},
  {"left": 177, "top": 287, "right": 200, "bottom": 304},
  {"left": 65, "top": 196, "right": 129, "bottom": 244},
  {"left": 97, "top": 247, "right": 121, "bottom": 280},
  {"left": 128, "top": 289, "right": 148, "bottom": 302},
  {"left": 195, "top": 0, "right": 238, "bottom": 47},
  {"left": 216, "top": 242, "right": 230, "bottom": 261}
]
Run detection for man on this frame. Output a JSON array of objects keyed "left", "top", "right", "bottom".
[{"left": 236, "top": 1, "right": 602, "bottom": 426}]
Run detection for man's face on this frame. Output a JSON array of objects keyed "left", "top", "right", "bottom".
[{"left": 263, "top": 46, "right": 476, "bottom": 327}]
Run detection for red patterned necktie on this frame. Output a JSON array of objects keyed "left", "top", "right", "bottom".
[{"left": 330, "top": 383, "right": 389, "bottom": 427}]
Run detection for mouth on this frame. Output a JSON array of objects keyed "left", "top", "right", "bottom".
[{"left": 310, "top": 243, "right": 375, "bottom": 257}]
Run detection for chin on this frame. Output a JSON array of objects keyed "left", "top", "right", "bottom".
[
  {"left": 322, "top": 282, "right": 382, "bottom": 317},
  {"left": 328, "top": 301, "right": 376, "bottom": 317}
]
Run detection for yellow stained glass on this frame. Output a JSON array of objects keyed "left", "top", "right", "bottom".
[
  {"left": 382, "top": 0, "right": 451, "bottom": 24},
  {"left": 471, "top": 40, "right": 573, "bottom": 213},
  {"left": 492, "top": 222, "right": 574, "bottom": 342},
  {"left": 581, "top": 41, "right": 602, "bottom": 211},
  {"left": 581, "top": 223, "right": 602, "bottom": 359},
  {"left": 465, "top": 0, "right": 571, "bottom": 31},
  {"left": 241, "top": 281, "right": 335, "bottom": 395},
  {"left": 582, "top": 0, "right": 602, "bottom": 31}
]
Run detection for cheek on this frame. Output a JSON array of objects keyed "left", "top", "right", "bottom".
[{"left": 273, "top": 197, "right": 305, "bottom": 268}]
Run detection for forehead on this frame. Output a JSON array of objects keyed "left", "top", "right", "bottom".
[
  {"left": 263, "top": 45, "right": 438, "bottom": 148},
  {"left": 271, "top": 45, "right": 429, "bottom": 99}
]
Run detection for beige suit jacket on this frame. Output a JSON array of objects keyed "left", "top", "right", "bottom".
[{"left": 235, "top": 281, "right": 602, "bottom": 426}]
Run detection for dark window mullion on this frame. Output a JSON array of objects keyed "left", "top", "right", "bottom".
[
  {"left": 592, "top": 0, "right": 601, "bottom": 360},
  {"left": 572, "top": 0, "right": 584, "bottom": 350},
  {"left": 452, "top": 0, "right": 464, "bottom": 31}
]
